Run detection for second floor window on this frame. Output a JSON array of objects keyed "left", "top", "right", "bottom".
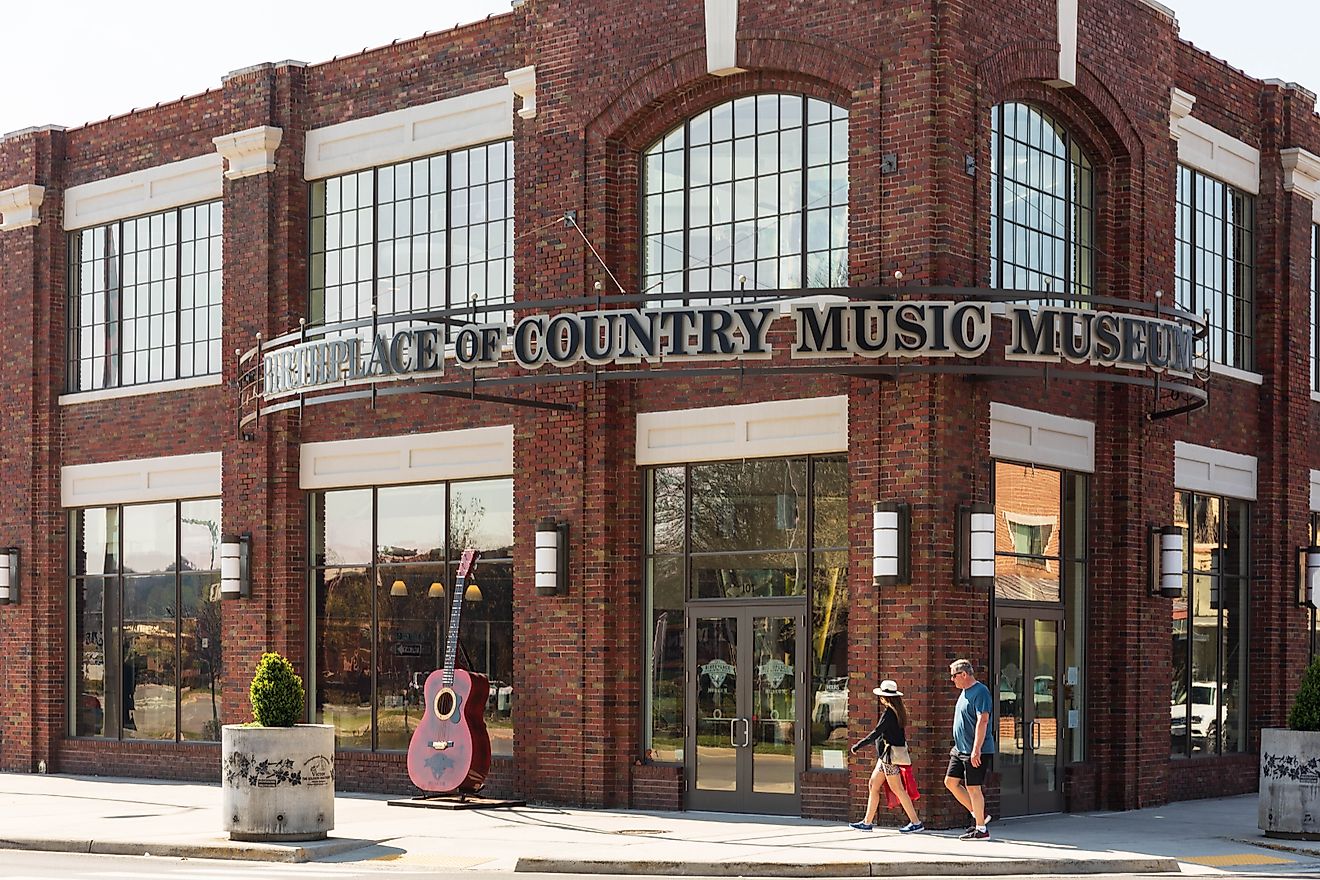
[
  {"left": 642, "top": 94, "right": 849, "bottom": 305},
  {"left": 990, "top": 102, "right": 1095, "bottom": 306},
  {"left": 1311, "top": 225, "right": 1318, "bottom": 391},
  {"left": 67, "top": 202, "right": 223, "bottom": 392},
  {"left": 309, "top": 140, "right": 513, "bottom": 335},
  {"left": 1175, "top": 165, "right": 1255, "bottom": 370}
]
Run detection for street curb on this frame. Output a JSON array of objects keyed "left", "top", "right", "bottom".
[
  {"left": 0, "top": 835, "right": 377, "bottom": 864},
  {"left": 1228, "top": 836, "right": 1320, "bottom": 859},
  {"left": 514, "top": 856, "right": 1183, "bottom": 876}
]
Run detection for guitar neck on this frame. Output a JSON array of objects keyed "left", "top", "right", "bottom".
[{"left": 442, "top": 574, "right": 466, "bottom": 687}]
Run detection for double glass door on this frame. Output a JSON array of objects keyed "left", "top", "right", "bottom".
[
  {"left": 686, "top": 602, "right": 806, "bottom": 814},
  {"left": 996, "top": 607, "right": 1064, "bottom": 816}
]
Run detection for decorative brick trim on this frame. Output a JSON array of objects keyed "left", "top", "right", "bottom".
[
  {"left": 0, "top": 184, "right": 44, "bottom": 231},
  {"left": 213, "top": 126, "right": 284, "bottom": 180}
]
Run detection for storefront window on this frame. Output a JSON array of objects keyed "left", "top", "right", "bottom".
[
  {"left": 1175, "top": 166, "right": 1255, "bottom": 370},
  {"left": 990, "top": 102, "right": 1094, "bottom": 307},
  {"left": 67, "top": 202, "right": 223, "bottom": 392},
  {"left": 641, "top": 94, "right": 849, "bottom": 305},
  {"left": 70, "top": 499, "right": 223, "bottom": 741},
  {"left": 1311, "top": 514, "right": 1319, "bottom": 661},
  {"left": 310, "top": 478, "right": 514, "bottom": 755},
  {"left": 1171, "top": 491, "right": 1249, "bottom": 757},
  {"left": 309, "top": 140, "right": 513, "bottom": 337},
  {"left": 992, "top": 462, "right": 1088, "bottom": 763},
  {"left": 641, "top": 456, "right": 848, "bottom": 769}
]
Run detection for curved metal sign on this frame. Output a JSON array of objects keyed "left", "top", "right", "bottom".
[{"left": 237, "top": 288, "right": 1207, "bottom": 429}]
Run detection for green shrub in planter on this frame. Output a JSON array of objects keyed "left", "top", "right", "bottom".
[
  {"left": 1287, "top": 657, "right": 1320, "bottom": 732},
  {"left": 249, "top": 652, "right": 305, "bottom": 728}
]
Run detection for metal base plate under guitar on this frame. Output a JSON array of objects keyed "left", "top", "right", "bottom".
[{"left": 387, "top": 793, "right": 526, "bottom": 810}]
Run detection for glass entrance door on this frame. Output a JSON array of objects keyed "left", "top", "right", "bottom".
[
  {"left": 686, "top": 602, "right": 806, "bottom": 814},
  {"left": 996, "top": 608, "right": 1064, "bottom": 816}
]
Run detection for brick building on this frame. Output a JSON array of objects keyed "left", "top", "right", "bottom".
[{"left": 1, "top": 0, "right": 1319, "bottom": 825}]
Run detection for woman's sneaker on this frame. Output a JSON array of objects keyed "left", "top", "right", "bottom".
[
  {"left": 898, "top": 822, "right": 925, "bottom": 833},
  {"left": 848, "top": 821, "right": 874, "bottom": 831}
]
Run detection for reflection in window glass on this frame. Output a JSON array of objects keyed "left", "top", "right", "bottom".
[
  {"left": 640, "top": 456, "right": 848, "bottom": 770},
  {"left": 1171, "top": 490, "right": 1250, "bottom": 757},
  {"left": 67, "top": 201, "right": 223, "bottom": 391},
  {"left": 311, "top": 478, "right": 514, "bottom": 754},
  {"left": 990, "top": 103, "right": 1093, "bottom": 306},
  {"left": 69, "top": 499, "right": 222, "bottom": 742},
  {"left": 641, "top": 94, "right": 849, "bottom": 305},
  {"left": 992, "top": 461, "right": 1088, "bottom": 762},
  {"left": 1175, "top": 165, "right": 1254, "bottom": 369}
]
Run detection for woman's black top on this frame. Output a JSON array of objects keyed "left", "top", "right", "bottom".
[{"left": 853, "top": 707, "right": 906, "bottom": 756}]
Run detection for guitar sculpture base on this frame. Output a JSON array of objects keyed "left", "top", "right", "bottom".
[{"left": 387, "top": 793, "right": 526, "bottom": 810}]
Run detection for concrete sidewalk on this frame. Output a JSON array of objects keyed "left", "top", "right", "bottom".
[{"left": 0, "top": 773, "right": 1316, "bottom": 875}]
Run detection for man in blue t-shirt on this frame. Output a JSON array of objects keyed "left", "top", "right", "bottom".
[{"left": 945, "top": 658, "right": 996, "bottom": 840}]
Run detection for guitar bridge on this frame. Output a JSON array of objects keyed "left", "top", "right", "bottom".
[{"left": 430, "top": 740, "right": 454, "bottom": 751}]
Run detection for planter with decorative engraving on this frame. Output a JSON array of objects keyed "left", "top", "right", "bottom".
[
  {"left": 222, "top": 723, "right": 336, "bottom": 841},
  {"left": 1260, "top": 727, "right": 1320, "bottom": 838}
]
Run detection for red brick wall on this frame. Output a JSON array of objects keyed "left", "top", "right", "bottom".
[{"left": 1, "top": 0, "right": 1318, "bottom": 820}]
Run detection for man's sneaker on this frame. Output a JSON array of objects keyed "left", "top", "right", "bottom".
[
  {"left": 960, "top": 828, "right": 990, "bottom": 840},
  {"left": 965, "top": 814, "right": 992, "bottom": 833},
  {"left": 898, "top": 822, "right": 925, "bottom": 833},
  {"left": 848, "top": 821, "right": 874, "bottom": 831}
]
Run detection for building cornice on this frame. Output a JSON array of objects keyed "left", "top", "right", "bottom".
[
  {"left": 0, "top": 184, "right": 45, "bottom": 231},
  {"left": 505, "top": 65, "right": 537, "bottom": 119},
  {"left": 1169, "top": 88, "right": 1197, "bottom": 141},
  {"left": 213, "top": 126, "right": 284, "bottom": 180}
]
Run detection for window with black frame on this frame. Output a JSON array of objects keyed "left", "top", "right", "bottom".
[
  {"left": 67, "top": 202, "right": 223, "bottom": 392},
  {"left": 1312, "top": 513, "right": 1319, "bottom": 662},
  {"left": 310, "top": 478, "right": 513, "bottom": 755},
  {"left": 308, "top": 140, "right": 513, "bottom": 339},
  {"left": 990, "top": 102, "right": 1094, "bottom": 307},
  {"left": 641, "top": 94, "right": 848, "bottom": 306},
  {"left": 641, "top": 456, "right": 848, "bottom": 769},
  {"left": 70, "top": 499, "right": 223, "bottom": 741},
  {"left": 992, "top": 461, "right": 1088, "bottom": 763},
  {"left": 1171, "top": 491, "right": 1249, "bottom": 757},
  {"left": 1175, "top": 166, "right": 1255, "bottom": 370}
]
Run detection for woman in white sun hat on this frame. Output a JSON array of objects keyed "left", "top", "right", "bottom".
[{"left": 848, "top": 679, "right": 923, "bottom": 833}]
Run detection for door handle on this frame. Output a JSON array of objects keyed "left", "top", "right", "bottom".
[
  {"left": 1032, "top": 719, "right": 1042, "bottom": 750},
  {"left": 728, "top": 718, "right": 739, "bottom": 747},
  {"left": 741, "top": 718, "right": 751, "bottom": 748}
]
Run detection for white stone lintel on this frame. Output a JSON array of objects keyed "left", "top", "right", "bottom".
[
  {"left": 0, "top": 184, "right": 45, "bottom": 231},
  {"left": 505, "top": 65, "right": 537, "bottom": 120},
  {"left": 213, "top": 126, "right": 284, "bottom": 180},
  {"left": 64, "top": 153, "right": 223, "bottom": 231}
]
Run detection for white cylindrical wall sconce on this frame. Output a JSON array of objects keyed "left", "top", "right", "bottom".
[
  {"left": 872, "top": 502, "right": 910, "bottom": 587},
  {"left": 1298, "top": 546, "right": 1320, "bottom": 608},
  {"left": 220, "top": 533, "right": 251, "bottom": 600},
  {"left": 1150, "top": 526, "right": 1184, "bottom": 599},
  {"left": 536, "top": 517, "right": 569, "bottom": 596},
  {"left": 0, "top": 547, "right": 17, "bottom": 605},
  {"left": 957, "top": 502, "right": 995, "bottom": 589}
]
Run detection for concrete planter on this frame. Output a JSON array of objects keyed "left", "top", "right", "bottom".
[
  {"left": 1259, "top": 727, "right": 1320, "bottom": 839},
  {"left": 222, "top": 724, "right": 335, "bottom": 841}
]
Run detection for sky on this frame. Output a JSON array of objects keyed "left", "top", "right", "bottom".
[{"left": 0, "top": 1, "right": 1317, "bottom": 137}]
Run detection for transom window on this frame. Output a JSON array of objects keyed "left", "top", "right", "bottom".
[
  {"left": 1175, "top": 166, "right": 1255, "bottom": 370},
  {"left": 990, "top": 102, "right": 1094, "bottom": 306},
  {"left": 642, "top": 94, "right": 848, "bottom": 304},
  {"left": 67, "top": 202, "right": 223, "bottom": 392},
  {"left": 1171, "top": 490, "right": 1249, "bottom": 757},
  {"left": 309, "top": 140, "right": 513, "bottom": 336}
]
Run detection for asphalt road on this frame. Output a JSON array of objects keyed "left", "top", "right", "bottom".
[{"left": 6, "top": 850, "right": 1320, "bottom": 880}]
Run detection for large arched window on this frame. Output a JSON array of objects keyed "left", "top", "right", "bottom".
[
  {"left": 642, "top": 94, "right": 848, "bottom": 304},
  {"left": 991, "top": 102, "right": 1094, "bottom": 306}
]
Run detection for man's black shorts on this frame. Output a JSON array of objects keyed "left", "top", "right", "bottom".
[{"left": 945, "top": 751, "right": 993, "bottom": 787}]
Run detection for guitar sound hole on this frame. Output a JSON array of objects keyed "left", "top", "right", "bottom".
[{"left": 434, "top": 688, "right": 456, "bottom": 720}]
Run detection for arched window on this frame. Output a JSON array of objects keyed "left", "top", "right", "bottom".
[
  {"left": 990, "top": 102, "right": 1094, "bottom": 306},
  {"left": 642, "top": 94, "right": 848, "bottom": 304}
]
